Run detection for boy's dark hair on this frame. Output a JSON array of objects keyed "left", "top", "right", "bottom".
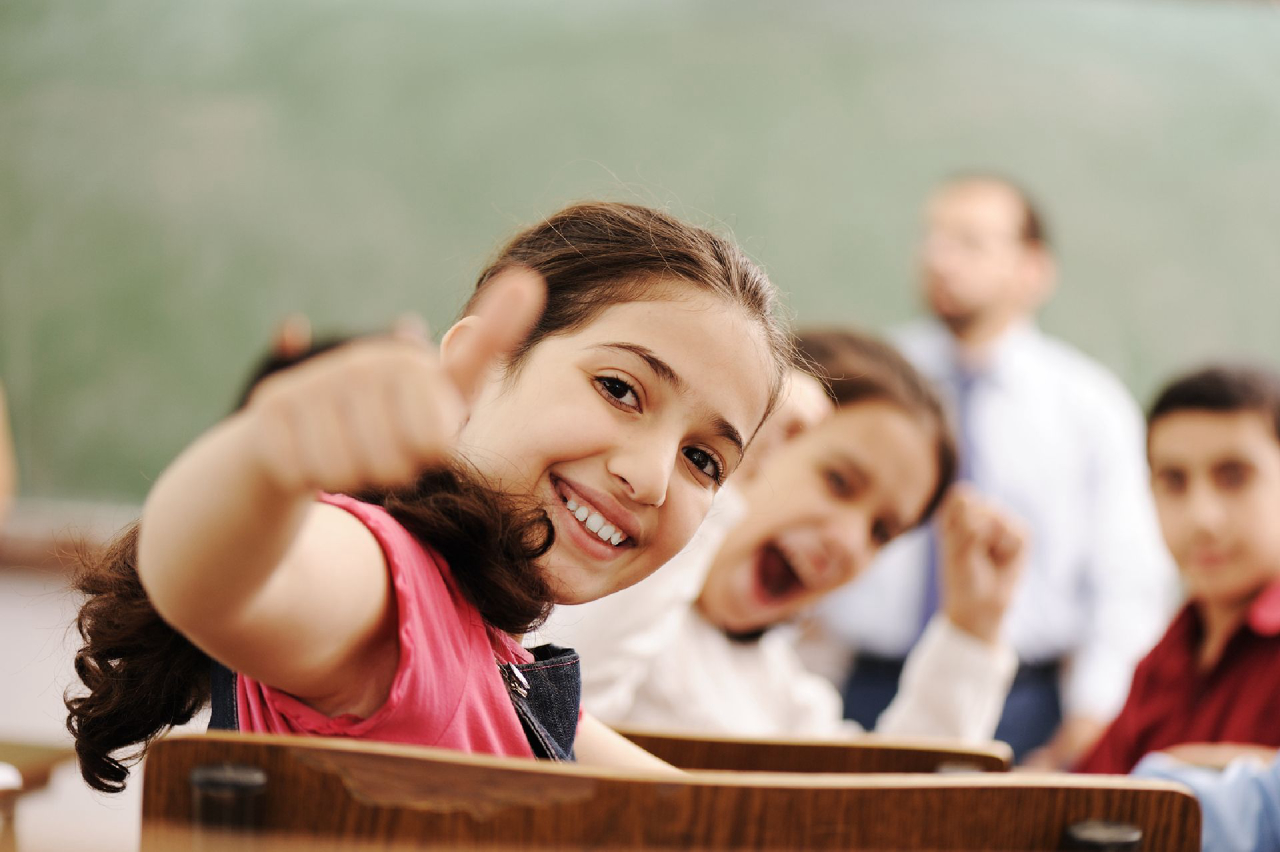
[
  {"left": 1148, "top": 365, "right": 1280, "bottom": 443},
  {"left": 795, "top": 328, "right": 958, "bottom": 527},
  {"left": 67, "top": 201, "right": 791, "bottom": 793}
]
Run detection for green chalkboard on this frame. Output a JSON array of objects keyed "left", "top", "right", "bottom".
[{"left": 2, "top": 0, "right": 1279, "bottom": 501}]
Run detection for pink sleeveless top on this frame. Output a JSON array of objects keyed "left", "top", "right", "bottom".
[{"left": 236, "top": 493, "right": 535, "bottom": 758}]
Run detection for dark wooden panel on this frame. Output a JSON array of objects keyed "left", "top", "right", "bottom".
[{"left": 617, "top": 728, "right": 1013, "bottom": 774}]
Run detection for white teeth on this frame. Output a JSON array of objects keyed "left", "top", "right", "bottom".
[{"left": 561, "top": 490, "right": 629, "bottom": 547}]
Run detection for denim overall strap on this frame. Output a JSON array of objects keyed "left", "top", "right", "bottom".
[
  {"left": 208, "top": 659, "right": 240, "bottom": 731},
  {"left": 499, "top": 644, "right": 581, "bottom": 762}
]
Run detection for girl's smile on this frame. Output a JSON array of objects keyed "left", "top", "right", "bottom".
[{"left": 551, "top": 473, "right": 638, "bottom": 557}]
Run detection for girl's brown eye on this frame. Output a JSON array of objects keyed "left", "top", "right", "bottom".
[
  {"left": 596, "top": 376, "right": 639, "bottom": 410},
  {"left": 824, "top": 468, "right": 852, "bottom": 498},
  {"left": 684, "top": 447, "right": 723, "bottom": 485}
]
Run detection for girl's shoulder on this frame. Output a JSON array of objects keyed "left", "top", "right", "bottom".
[
  {"left": 275, "top": 494, "right": 529, "bottom": 741},
  {"left": 318, "top": 492, "right": 472, "bottom": 632}
]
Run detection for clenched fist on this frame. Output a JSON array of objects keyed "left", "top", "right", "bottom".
[{"left": 938, "top": 483, "right": 1028, "bottom": 645}]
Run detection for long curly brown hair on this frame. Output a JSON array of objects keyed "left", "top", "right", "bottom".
[{"left": 66, "top": 201, "right": 792, "bottom": 792}]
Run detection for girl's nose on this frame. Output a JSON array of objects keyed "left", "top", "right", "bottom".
[
  {"left": 827, "top": 516, "right": 871, "bottom": 582},
  {"left": 607, "top": 438, "right": 676, "bottom": 509}
]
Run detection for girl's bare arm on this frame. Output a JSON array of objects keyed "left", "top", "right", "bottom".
[
  {"left": 573, "top": 713, "right": 683, "bottom": 776},
  {"left": 137, "top": 380, "right": 407, "bottom": 714},
  {"left": 137, "top": 271, "right": 544, "bottom": 714}
]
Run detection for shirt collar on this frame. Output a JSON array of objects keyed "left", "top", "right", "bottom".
[
  {"left": 932, "top": 317, "right": 1040, "bottom": 389},
  {"left": 1183, "top": 578, "right": 1280, "bottom": 642},
  {"left": 1248, "top": 579, "right": 1280, "bottom": 636}
]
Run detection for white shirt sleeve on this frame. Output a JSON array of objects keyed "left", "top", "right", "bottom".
[{"left": 875, "top": 615, "right": 1018, "bottom": 742}]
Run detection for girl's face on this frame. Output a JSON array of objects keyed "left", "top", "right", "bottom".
[
  {"left": 697, "top": 401, "right": 938, "bottom": 633},
  {"left": 451, "top": 288, "right": 775, "bottom": 604},
  {"left": 1149, "top": 410, "right": 1280, "bottom": 610}
]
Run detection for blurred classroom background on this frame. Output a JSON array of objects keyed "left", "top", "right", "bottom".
[
  {"left": 1, "top": 0, "right": 1278, "bottom": 849},
  {"left": 3, "top": 0, "right": 1280, "bottom": 505}
]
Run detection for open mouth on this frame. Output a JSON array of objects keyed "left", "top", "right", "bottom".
[
  {"left": 755, "top": 543, "right": 806, "bottom": 603},
  {"left": 551, "top": 477, "right": 632, "bottom": 549}
]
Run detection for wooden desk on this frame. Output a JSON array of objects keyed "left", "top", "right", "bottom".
[
  {"left": 618, "top": 727, "right": 1013, "bottom": 774},
  {"left": 140, "top": 824, "right": 1087, "bottom": 852},
  {"left": 0, "top": 500, "right": 137, "bottom": 573},
  {"left": 142, "top": 733, "right": 1200, "bottom": 850},
  {"left": 0, "top": 741, "right": 76, "bottom": 852}
]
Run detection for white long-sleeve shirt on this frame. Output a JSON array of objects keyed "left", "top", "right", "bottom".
[
  {"left": 817, "top": 319, "right": 1178, "bottom": 722},
  {"left": 536, "top": 486, "right": 1017, "bottom": 741}
]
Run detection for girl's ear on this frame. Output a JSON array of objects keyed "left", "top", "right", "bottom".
[
  {"left": 440, "top": 315, "right": 514, "bottom": 399},
  {"left": 439, "top": 315, "right": 482, "bottom": 373}
]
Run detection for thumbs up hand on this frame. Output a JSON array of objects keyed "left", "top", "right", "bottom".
[{"left": 243, "top": 269, "right": 545, "bottom": 496}]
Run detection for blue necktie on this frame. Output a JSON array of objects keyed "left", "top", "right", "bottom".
[{"left": 916, "top": 367, "right": 980, "bottom": 641}]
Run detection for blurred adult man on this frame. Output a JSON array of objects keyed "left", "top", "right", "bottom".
[{"left": 818, "top": 175, "right": 1175, "bottom": 766}]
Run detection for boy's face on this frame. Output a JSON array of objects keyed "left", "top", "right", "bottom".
[{"left": 1149, "top": 410, "right": 1280, "bottom": 608}]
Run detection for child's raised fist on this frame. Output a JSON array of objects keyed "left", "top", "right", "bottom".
[{"left": 938, "top": 483, "right": 1029, "bottom": 645}]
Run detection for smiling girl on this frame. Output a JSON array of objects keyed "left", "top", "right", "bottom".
[{"left": 65, "top": 202, "right": 791, "bottom": 791}]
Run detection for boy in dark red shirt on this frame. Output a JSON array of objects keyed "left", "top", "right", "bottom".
[{"left": 1077, "top": 365, "right": 1280, "bottom": 774}]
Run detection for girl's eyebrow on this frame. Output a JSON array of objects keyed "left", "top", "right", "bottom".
[
  {"left": 591, "top": 342, "right": 745, "bottom": 459},
  {"left": 596, "top": 342, "right": 685, "bottom": 390}
]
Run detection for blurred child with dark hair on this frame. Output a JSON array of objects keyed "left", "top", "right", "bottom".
[{"left": 1077, "top": 364, "right": 1280, "bottom": 774}]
